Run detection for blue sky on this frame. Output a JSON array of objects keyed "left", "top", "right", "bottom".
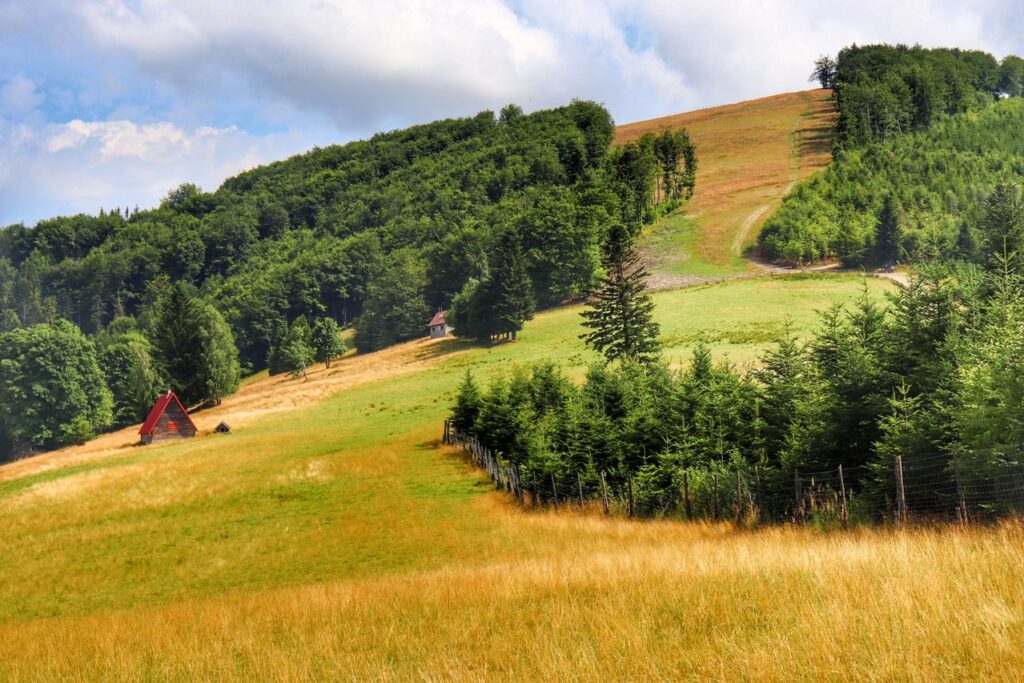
[{"left": 1, "top": 0, "right": 1022, "bottom": 225}]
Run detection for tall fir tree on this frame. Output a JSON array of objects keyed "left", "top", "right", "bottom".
[
  {"left": 451, "top": 370, "right": 482, "bottom": 435},
  {"left": 486, "top": 229, "right": 535, "bottom": 341},
  {"left": 151, "top": 282, "right": 206, "bottom": 403},
  {"left": 580, "top": 223, "right": 661, "bottom": 362},
  {"left": 151, "top": 282, "right": 240, "bottom": 405},
  {"left": 980, "top": 181, "right": 1024, "bottom": 270},
  {"left": 874, "top": 194, "right": 905, "bottom": 267}
]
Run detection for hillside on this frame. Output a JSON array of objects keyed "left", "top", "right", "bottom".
[
  {"left": 761, "top": 96, "right": 1024, "bottom": 265},
  {"left": 759, "top": 44, "right": 1024, "bottom": 267},
  {"left": 8, "top": 274, "right": 1024, "bottom": 680},
  {"left": 7, "top": 74, "right": 1024, "bottom": 679},
  {"left": 0, "top": 274, "right": 921, "bottom": 679},
  {"left": 618, "top": 89, "right": 835, "bottom": 283}
]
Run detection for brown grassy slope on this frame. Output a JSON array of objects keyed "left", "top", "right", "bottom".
[
  {"left": 616, "top": 89, "right": 835, "bottom": 277},
  {"left": 4, "top": 513, "right": 1024, "bottom": 680}
]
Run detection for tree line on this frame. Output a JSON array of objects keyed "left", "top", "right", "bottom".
[
  {"left": 0, "top": 101, "right": 693, "bottom": 370},
  {"left": 452, "top": 177, "right": 1024, "bottom": 521},
  {"left": 760, "top": 89, "right": 1024, "bottom": 265},
  {"left": 452, "top": 264, "right": 1024, "bottom": 521},
  {"left": 0, "top": 99, "right": 697, "bottom": 458},
  {"left": 811, "top": 44, "right": 1022, "bottom": 150}
]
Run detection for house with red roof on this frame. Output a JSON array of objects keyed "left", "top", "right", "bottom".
[
  {"left": 427, "top": 309, "right": 451, "bottom": 338},
  {"left": 139, "top": 390, "right": 198, "bottom": 444}
]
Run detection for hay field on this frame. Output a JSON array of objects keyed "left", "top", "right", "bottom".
[
  {"left": 617, "top": 89, "right": 835, "bottom": 281},
  {"left": 3, "top": 276, "right": 982, "bottom": 682}
]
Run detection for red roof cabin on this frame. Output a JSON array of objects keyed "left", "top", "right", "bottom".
[
  {"left": 428, "top": 309, "right": 451, "bottom": 339},
  {"left": 139, "top": 391, "right": 198, "bottom": 444}
]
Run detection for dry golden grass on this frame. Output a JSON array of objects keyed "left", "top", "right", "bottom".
[
  {"left": 617, "top": 89, "right": 836, "bottom": 279},
  {"left": 3, "top": 507, "right": 1024, "bottom": 681},
  {"left": 0, "top": 335, "right": 465, "bottom": 484}
]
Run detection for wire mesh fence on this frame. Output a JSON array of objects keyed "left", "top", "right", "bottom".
[{"left": 443, "top": 420, "right": 1024, "bottom": 526}]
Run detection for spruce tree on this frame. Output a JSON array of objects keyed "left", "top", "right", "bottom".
[
  {"left": 580, "top": 223, "right": 661, "bottom": 363},
  {"left": 451, "top": 370, "right": 482, "bottom": 435},
  {"left": 981, "top": 181, "right": 1024, "bottom": 269},
  {"left": 486, "top": 229, "right": 534, "bottom": 341},
  {"left": 151, "top": 282, "right": 206, "bottom": 403},
  {"left": 151, "top": 282, "right": 240, "bottom": 405},
  {"left": 874, "top": 194, "right": 905, "bottom": 267}
]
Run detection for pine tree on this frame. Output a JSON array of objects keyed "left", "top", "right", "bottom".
[
  {"left": 874, "top": 194, "right": 905, "bottom": 267},
  {"left": 151, "top": 282, "right": 240, "bottom": 405},
  {"left": 451, "top": 370, "right": 482, "bottom": 435},
  {"left": 151, "top": 282, "right": 206, "bottom": 404},
  {"left": 981, "top": 181, "right": 1024, "bottom": 270},
  {"left": 486, "top": 229, "right": 534, "bottom": 341},
  {"left": 580, "top": 223, "right": 661, "bottom": 362}
]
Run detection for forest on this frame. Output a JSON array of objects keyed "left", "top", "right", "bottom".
[
  {"left": 0, "top": 99, "right": 694, "bottom": 460},
  {"left": 454, "top": 234, "right": 1024, "bottom": 522},
  {"left": 448, "top": 44, "right": 1024, "bottom": 523},
  {"left": 761, "top": 44, "right": 1024, "bottom": 265}
]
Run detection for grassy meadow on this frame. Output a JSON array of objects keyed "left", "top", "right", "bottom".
[
  {"left": 0, "top": 274, "right": 955, "bottom": 680},
  {"left": 618, "top": 89, "right": 835, "bottom": 281},
  {"left": 4, "top": 86, "right": 1020, "bottom": 680}
]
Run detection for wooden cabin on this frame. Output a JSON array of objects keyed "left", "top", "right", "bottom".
[
  {"left": 139, "top": 391, "right": 198, "bottom": 444},
  {"left": 428, "top": 309, "right": 451, "bottom": 339}
]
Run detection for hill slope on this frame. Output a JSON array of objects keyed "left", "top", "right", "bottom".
[
  {"left": 13, "top": 87, "right": 1024, "bottom": 679},
  {"left": 0, "top": 274, "right": 948, "bottom": 680},
  {"left": 618, "top": 89, "right": 835, "bottom": 283},
  {"left": 8, "top": 275, "right": 1024, "bottom": 681}
]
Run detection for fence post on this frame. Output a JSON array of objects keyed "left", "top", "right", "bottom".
[
  {"left": 577, "top": 472, "right": 585, "bottom": 507},
  {"left": 683, "top": 469, "right": 692, "bottom": 520},
  {"left": 734, "top": 469, "right": 742, "bottom": 524},
  {"left": 895, "top": 455, "right": 907, "bottom": 526},
  {"left": 532, "top": 472, "right": 539, "bottom": 508},
  {"left": 794, "top": 469, "right": 802, "bottom": 523},
  {"left": 627, "top": 477, "right": 636, "bottom": 518},
  {"left": 551, "top": 473, "right": 559, "bottom": 508},
  {"left": 754, "top": 465, "right": 763, "bottom": 521},
  {"left": 600, "top": 470, "right": 610, "bottom": 515},
  {"left": 443, "top": 420, "right": 449, "bottom": 444},
  {"left": 952, "top": 449, "right": 967, "bottom": 526},
  {"left": 712, "top": 469, "right": 719, "bottom": 521},
  {"left": 838, "top": 464, "right": 848, "bottom": 530}
]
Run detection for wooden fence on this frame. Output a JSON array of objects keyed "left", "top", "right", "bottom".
[{"left": 443, "top": 420, "right": 1024, "bottom": 525}]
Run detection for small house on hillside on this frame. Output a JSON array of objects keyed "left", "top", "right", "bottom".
[
  {"left": 428, "top": 309, "right": 451, "bottom": 338},
  {"left": 139, "top": 391, "right": 197, "bottom": 444}
]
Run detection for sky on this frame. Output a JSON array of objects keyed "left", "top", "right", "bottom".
[{"left": 1, "top": 0, "right": 1022, "bottom": 226}]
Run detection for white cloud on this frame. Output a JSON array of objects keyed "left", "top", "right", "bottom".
[
  {"left": 47, "top": 119, "right": 200, "bottom": 159},
  {"left": 3, "top": 0, "right": 1024, "bottom": 224},
  {"left": 622, "top": 0, "right": 1004, "bottom": 109},
  {"left": 69, "top": 0, "right": 716, "bottom": 129},
  {"left": 0, "top": 117, "right": 312, "bottom": 224},
  {"left": 0, "top": 75, "right": 44, "bottom": 118}
]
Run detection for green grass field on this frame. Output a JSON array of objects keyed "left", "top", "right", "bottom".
[
  {"left": 5, "top": 275, "right": 1024, "bottom": 680},
  {"left": 0, "top": 275, "right": 889, "bottom": 624}
]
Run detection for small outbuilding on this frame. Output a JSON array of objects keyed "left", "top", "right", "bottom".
[
  {"left": 427, "top": 309, "right": 452, "bottom": 339},
  {"left": 139, "top": 390, "right": 198, "bottom": 444}
]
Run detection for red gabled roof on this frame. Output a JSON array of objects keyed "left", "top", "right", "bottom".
[
  {"left": 428, "top": 309, "right": 448, "bottom": 327},
  {"left": 139, "top": 390, "right": 198, "bottom": 435}
]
